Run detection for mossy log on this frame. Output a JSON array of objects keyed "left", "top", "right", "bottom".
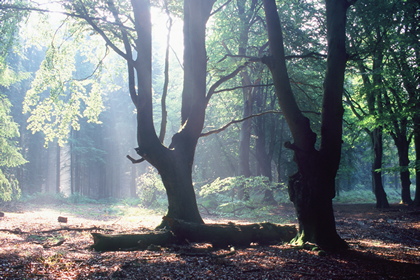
[
  {"left": 90, "top": 218, "right": 297, "bottom": 251},
  {"left": 166, "top": 218, "right": 296, "bottom": 249},
  {"left": 90, "top": 231, "right": 176, "bottom": 251}
]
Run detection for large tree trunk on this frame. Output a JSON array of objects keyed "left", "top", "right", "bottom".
[
  {"left": 371, "top": 128, "right": 389, "bottom": 208},
  {"left": 157, "top": 146, "right": 204, "bottom": 224},
  {"left": 131, "top": 0, "right": 214, "bottom": 224},
  {"left": 263, "top": 0, "right": 349, "bottom": 251},
  {"left": 394, "top": 136, "right": 412, "bottom": 204}
]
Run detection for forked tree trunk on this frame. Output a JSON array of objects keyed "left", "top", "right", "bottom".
[
  {"left": 130, "top": 0, "right": 214, "bottom": 224},
  {"left": 263, "top": 0, "right": 349, "bottom": 250}
]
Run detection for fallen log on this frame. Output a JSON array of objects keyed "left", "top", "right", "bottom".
[
  {"left": 90, "top": 231, "right": 176, "bottom": 251},
  {"left": 166, "top": 217, "right": 297, "bottom": 249},
  {"left": 90, "top": 217, "right": 297, "bottom": 251}
]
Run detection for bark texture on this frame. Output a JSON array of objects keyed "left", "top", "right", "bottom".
[{"left": 263, "top": 0, "right": 350, "bottom": 250}]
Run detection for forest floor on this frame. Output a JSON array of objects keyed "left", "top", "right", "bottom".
[{"left": 0, "top": 202, "right": 419, "bottom": 279}]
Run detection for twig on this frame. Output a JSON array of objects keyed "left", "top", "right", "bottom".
[
  {"left": 0, "top": 228, "right": 25, "bottom": 234},
  {"left": 39, "top": 226, "right": 109, "bottom": 233},
  {"left": 43, "top": 239, "right": 65, "bottom": 248},
  {"left": 126, "top": 155, "right": 145, "bottom": 164}
]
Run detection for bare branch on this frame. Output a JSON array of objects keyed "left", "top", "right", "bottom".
[
  {"left": 210, "top": 0, "right": 234, "bottom": 16},
  {"left": 73, "top": 5, "right": 129, "bottom": 60},
  {"left": 159, "top": 0, "right": 172, "bottom": 143},
  {"left": 218, "top": 51, "right": 326, "bottom": 64},
  {"left": 213, "top": 83, "right": 274, "bottom": 94},
  {"left": 200, "top": 110, "right": 283, "bottom": 137},
  {"left": 126, "top": 155, "right": 145, "bottom": 164},
  {"left": 217, "top": 54, "right": 261, "bottom": 63},
  {"left": 106, "top": 0, "right": 137, "bottom": 106},
  {"left": 285, "top": 52, "right": 327, "bottom": 59},
  {"left": 206, "top": 62, "right": 251, "bottom": 102}
]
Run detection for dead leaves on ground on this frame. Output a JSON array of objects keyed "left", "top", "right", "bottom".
[{"left": 0, "top": 203, "right": 419, "bottom": 279}]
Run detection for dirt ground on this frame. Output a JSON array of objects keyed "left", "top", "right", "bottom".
[{"left": 0, "top": 203, "right": 419, "bottom": 279}]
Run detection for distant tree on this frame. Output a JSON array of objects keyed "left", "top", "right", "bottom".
[
  {"left": 386, "top": 0, "right": 419, "bottom": 205},
  {"left": 347, "top": 0, "right": 419, "bottom": 206},
  {"left": 262, "top": 0, "right": 351, "bottom": 250}
]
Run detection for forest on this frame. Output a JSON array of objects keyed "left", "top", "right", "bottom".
[{"left": 0, "top": 0, "right": 419, "bottom": 279}]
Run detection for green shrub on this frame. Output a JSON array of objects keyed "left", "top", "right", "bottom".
[
  {"left": 0, "top": 172, "right": 21, "bottom": 202},
  {"left": 198, "top": 176, "right": 288, "bottom": 218},
  {"left": 136, "top": 167, "right": 167, "bottom": 209}
]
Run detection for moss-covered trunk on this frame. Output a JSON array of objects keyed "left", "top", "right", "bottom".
[{"left": 288, "top": 151, "right": 346, "bottom": 250}]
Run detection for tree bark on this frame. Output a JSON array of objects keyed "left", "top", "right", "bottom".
[
  {"left": 394, "top": 135, "right": 412, "bottom": 204},
  {"left": 414, "top": 119, "right": 420, "bottom": 206},
  {"left": 371, "top": 128, "right": 389, "bottom": 208},
  {"left": 263, "top": 0, "right": 349, "bottom": 251},
  {"left": 130, "top": 0, "right": 214, "bottom": 224}
]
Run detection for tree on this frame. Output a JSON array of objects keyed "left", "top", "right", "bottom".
[
  {"left": 42, "top": 0, "right": 216, "bottom": 223},
  {"left": 262, "top": 0, "right": 350, "bottom": 250},
  {"left": 347, "top": 0, "right": 419, "bottom": 206},
  {"left": 0, "top": 2, "right": 28, "bottom": 201},
  {"left": 386, "top": 0, "right": 419, "bottom": 205}
]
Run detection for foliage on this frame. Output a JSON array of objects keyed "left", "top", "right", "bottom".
[
  {"left": 0, "top": 95, "right": 26, "bottom": 202},
  {"left": 0, "top": 0, "right": 30, "bottom": 202},
  {"left": 198, "top": 176, "right": 288, "bottom": 218},
  {"left": 135, "top": 167, "right": 167, "bottom": 209},
  {"left": 21, "top": 13, "right": 105, "bottom": 146}
]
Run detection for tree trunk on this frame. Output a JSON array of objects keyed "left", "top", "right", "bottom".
[
  {"left": 414, "top": 115, "right": 420, "bottom": 206},
  {"left": 255, "top": 109, "right": 277, "bottom": 205},
  {"left": 236, "top": 1, "right": 254, "bottom": 199},
  {"left": 263, "top": 0, "right": 349, "bottom": 251},
  {"left": 394, "top": 137, "right": 412, "bottom": 204},
  {"left": 157, "top": 148, "right": 204, "bottom": 224},
  {"left": 131, "top": 0, "right": 214, "bottom": 224},
  {"left": 371, "top": 128, "right": 389, "bottom": 208}
]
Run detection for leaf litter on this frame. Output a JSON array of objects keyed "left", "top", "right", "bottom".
[{"left": 0, "top": 203, "right": 418, "bottom": 279}]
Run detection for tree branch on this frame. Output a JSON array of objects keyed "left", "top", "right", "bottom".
[
  {"left": 210, "top": 0, "right": 234, "bottom": 16},
  {"left": 213, "top": 83, "right": 274, "bottom": 94},
  {"left": 206, "top": 62, "right": 251, "bottom": 102},
  {"left": 200, "top": 110, "right": 283, "bottom": 137},
  {"left": 126, "top": 154, "right": 146, "bottom": 164},
  {"left": 218, "top": 51, "right": 327, "bottom": 64},
  {"left": 74, "top": 4, "right": 128, "bottom": 60},
  {"left": 106, "top": 0, "right": 138, "bottom": 107}
]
